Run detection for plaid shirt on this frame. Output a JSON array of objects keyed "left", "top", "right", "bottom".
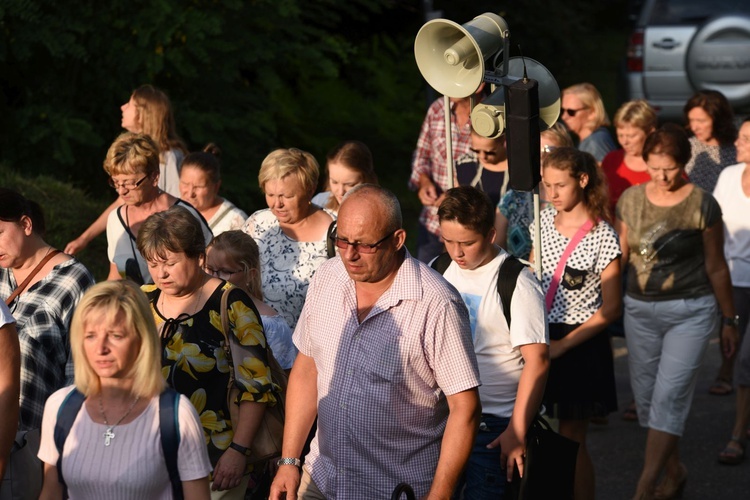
[
  {"left": 409, "top": 97, "right": 474, "bottom": 236},
  {"left": 294, "top": 250, "right": 480, "bottom": 499},
  {"left": 1, "top": 259, "right": 94, "bottom": 431}
]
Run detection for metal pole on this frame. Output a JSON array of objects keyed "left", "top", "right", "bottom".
[
  {"left": 444, "top": 95, "right": 454, "bottom": 189},
  {"left": 533, "top": 185, "right": 542, "bottom": 281}
]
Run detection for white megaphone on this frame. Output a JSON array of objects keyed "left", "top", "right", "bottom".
[
  {"left": 414, "top": 13, "right": 509, "bottom": 98},
  {"left": 471, "top": 57, "right": 561, "bottom": 138}
]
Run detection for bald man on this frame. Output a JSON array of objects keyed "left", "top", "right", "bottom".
[{"left": 270, "top": 184, "right": 480, "bottom": 500}]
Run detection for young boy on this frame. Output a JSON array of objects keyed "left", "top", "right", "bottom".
[{"left": 436, "top": 185, "right": 550, "bottom": 499}]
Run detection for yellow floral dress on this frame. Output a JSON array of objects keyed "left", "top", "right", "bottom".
[{"left": 143, "top": 281, "right": 279, "bottom": 469}]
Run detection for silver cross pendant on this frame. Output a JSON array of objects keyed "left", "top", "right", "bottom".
[{"left": 103, "top": 427, "right": 115, "bottom": 446}]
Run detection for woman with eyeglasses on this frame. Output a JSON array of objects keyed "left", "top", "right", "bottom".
[
  {"left": 561, "top": 83, "right": 617, "bottom": 164},
  {"left": 495, "top": 123, "right": 573, "bottom": 260},
  {"left": 65, "top": 84, "right": 188, "bottom": 255},
  {"left": 455, "top": 130, "right": 509, "bottom": 207},
  {"left": 179, "top": 144, "right": 248, "bottom": 236},
  {"left": 104, "top": 132, "right": 212, "bottom": 284},
  {"left": 241, "top": 148, "right": 335, "bottom": 331},
  {"left": 615, "top": 124, "right": 738, "bottom": 499},
  {"left": 205, "top": 231, "right": 297, "bottom": 372}
]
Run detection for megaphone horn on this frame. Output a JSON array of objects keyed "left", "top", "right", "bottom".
[{"left": 414, "top": 13, "right": 509, "bottom": 98}]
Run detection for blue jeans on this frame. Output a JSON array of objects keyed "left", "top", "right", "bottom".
[{"left": 456, "top": 414, "right": 510, "bottom": 500}]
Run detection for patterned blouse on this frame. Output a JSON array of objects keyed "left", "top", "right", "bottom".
[
  {"left": 0, "top": 259, "right": 94, "bottom": 431},
  {"left": 242, "top": 208, "right": 335, "bottom": 330},
  {"left": 685, "top": 136, "right": 736, "bottom": 193},
  {"left": 143, "top": 281, "right": 278, "bottom": 468},
  {"left": 499, "top": 190, "right": 551, "bottom": 261}
]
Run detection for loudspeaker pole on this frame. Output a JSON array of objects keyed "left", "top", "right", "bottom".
[{"left": 444, "top": 95, "right": 454, "bottom": 189}]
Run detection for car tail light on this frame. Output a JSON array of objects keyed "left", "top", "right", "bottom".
[{"left": 627, "top": 29, "right": 644, "bottom": 72}]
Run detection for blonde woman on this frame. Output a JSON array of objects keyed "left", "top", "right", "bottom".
[
  {"left": 561, "top": 83, "right": 617, "bottom": 164},
  {"left": 37, "top": 280, "right": 211, "bottom": 499}
]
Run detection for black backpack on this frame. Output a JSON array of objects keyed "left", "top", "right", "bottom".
[
  {"left": 53, "top": 388, "right": 183, "bottom": 499},
  {"left": 430, "top": 252, "right": 526, "bottom": 328}
]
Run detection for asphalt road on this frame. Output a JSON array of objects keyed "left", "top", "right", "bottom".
[{"left": 584, "top": 336, "right": 750, "bottom": 499}]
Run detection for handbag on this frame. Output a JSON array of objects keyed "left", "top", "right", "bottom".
[
  {"left": 0, "top": 430, "right": 42, "bottom": 500},
  {"left": 503, "top": 415, "right": 579, "bottom": 500},
  {"left": 219, "top": 286, "right": 287, "bottom": 465}
]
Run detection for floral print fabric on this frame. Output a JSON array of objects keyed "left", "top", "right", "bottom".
[{"left": 143, "top": 281, "right": 278, "bottom": 468}]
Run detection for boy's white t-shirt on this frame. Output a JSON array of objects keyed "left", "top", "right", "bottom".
[{"left": 442, "top": 250, "right": 548, "bottom": 418}]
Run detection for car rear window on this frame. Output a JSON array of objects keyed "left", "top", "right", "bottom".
[{"left": 647, "top": 0, "right": 750, "bottom": 25}]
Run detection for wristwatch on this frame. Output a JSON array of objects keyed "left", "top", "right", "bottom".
[
  {"left": 229, "top": 442, "right": 252, "bottom": 456},
  {"left": 276, "top": 457, "right": 302, "bottom": 468},
  {"left": 723, "top": 315, "right": 740, "bottom": 328}
]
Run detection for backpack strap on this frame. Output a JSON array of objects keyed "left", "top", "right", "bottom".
[
  {"left": 429, "top": 252, "right": 453, "bottom": 274},
  {"left": 160, "top": 388, "right": 183, "bottom": 500},
  {"left": 497, "top": 256, "right": 526, "bottom": 328},
  {"left": 54, "top": 389, "right": 86, "bottom": 499},
  {"left": 326, "top": 220, "right": 338, "bottom": 258}
]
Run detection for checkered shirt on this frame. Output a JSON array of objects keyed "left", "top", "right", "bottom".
[
  {"left": 409, "top": 97, "right": 474, "bottom": 236},
  {"left": 293, "top": 250, "right": 480, "bottom": 499},
  {"left": 1, "top": 259, "right": 94, "bottom": 431}
]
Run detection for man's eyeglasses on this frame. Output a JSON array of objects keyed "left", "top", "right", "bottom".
[
  {"left": 204, "top": 266, "right": 244, "bottom": 280},
  {"left": 470, "top": 147, "right": 497, "bottom": 157},
  {"left": 332, "top": 230, "right": 395, "bottom": 254},
  {"left": 561, "top": 107, "right": 587, "bottom": 117},
  {"left": 109, "top": 174, "right": 149, "bottom": 191}
]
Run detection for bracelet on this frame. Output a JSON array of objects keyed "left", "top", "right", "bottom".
[
  {"left": 276, "top": 457, "right": 302, "bottom": 468},
  {"left": 723, "top": 315, "right": 740, "bottom": 328},
  {"left": 229, "top": 442, "right": 251, "bottom": 456}
]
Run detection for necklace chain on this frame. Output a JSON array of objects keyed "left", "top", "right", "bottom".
[{"left": 98, "top": 394, "right": 140, "bottom": 446}]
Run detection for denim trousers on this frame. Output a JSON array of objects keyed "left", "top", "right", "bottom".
[{"left": 455, "top": 414, "right": 511, "bottom": 500}]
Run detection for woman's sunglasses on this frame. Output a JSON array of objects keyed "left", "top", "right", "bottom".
[{"left": 561, "top": 107, "right": 587, "bottom": 117}]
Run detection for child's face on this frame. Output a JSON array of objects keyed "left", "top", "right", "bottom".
[
  {"left": 204, "top": 247, "right": 245, "bottom": 288},
  {"left": 542, "top": 166, "right": 587, "bottom": 213},
  {"left": 439, "top": 220, "right": 496, "bottom": 271}
]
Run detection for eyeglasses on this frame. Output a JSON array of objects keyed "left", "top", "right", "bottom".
[
  {"left": 541, "top": 145, "right": 557, "bottom": 154},
  {"left": 561, "top": 107, "right": 587, "bottom": 117},
  {"left": 332, "top": 230, "right": 395, "bottom": 254},
  {"left": 204, "top": 266, "right": 244, "bottom": 280},
  {"left": 469, "top": 147, "right": 497, "bottom": 157},
  {"left": 109, "top": 174, "right": 149, "bottom": 191}
]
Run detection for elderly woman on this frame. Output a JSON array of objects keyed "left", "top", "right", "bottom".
[
  {"left": 0, "top": 188, "right": 94, "bottom": 499},
  {"left": 684, "top": 89, "right": 737, "bottom": 195},
  {"left": 615, "top": 124, "right": 739, "bottom": 499},
  {"left": 242, "top": 148, "right": 335, "bottom": 330},
  {"left": 602, "top": 99, "right": 658, "bottom": 214},
  {"left": 104, "top": 132, "right": 212, "bottom": 284},
  {"left": 180, "top": 144, "right": 248, "bottom": 235},
  {"left": 65, "top": 84, "right": 188, "bottom": 254},
  {"left": 312, "top": 140, "right": 378, "bottom": 215},
  {"left": 561, "top": 83, "right": 617, "bottom": 164},
  {"left": 0, "top": 301, "right": 20, "bottom": 483},
  {"left": 37, "top": 280, "right": 211, "bottom": 499},
  {"left": 138, "top": 205, "right": 279, "bottom": 499}
]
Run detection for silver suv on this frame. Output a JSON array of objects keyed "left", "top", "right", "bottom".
[{"left": 623, "top": 0, "right": 750, "bottom": 121}]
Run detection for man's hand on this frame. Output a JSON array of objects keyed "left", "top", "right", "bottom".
[
  {"left": 721, "top": 324, "right": 739, "bottom": 359},
  {"left": 488, "top": 427, "right": 525, "bottom": 482},
  {"left": 269, "top": 465, "right": 301, "bottom": 500},
  {"left": 418, "top": 177, "right": 439, "bottom": 207}
]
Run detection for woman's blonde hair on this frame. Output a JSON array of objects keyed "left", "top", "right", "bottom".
[
  {"left": 70, "top": 280, "right": 165, "bottom": 398},
  {"left": 207, "top": 230, "right": 263, "bottom": 300},
  {"left": 103, "top": 132, "right": 161, "bottom": 178},
  {"left": 258, "top": 148, "right": 319, "bottom": 199},
  {"left": 613, "top": 99, "right": 657, "bottom": 133},
  {"left": 563, "top": 83, "right": 611, "bottom": 130},
  {"left": 131, "top": 84, "right": 187, "bottom": 155},
  {"left": 542, "top": 122, "right": 575, "bottom": 148}
]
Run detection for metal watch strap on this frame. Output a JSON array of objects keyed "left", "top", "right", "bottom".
[
  {"left": 723, "top": 315, "right": 740, "bottom": 327},
  {"left": 229, "top": 442, "right": 251, "bottom": 456},
  {"left": 277, "top": 457, "right": 302, "bottom": 468}
]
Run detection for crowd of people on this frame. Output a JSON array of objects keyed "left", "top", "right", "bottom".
[{"left": 0, "top": 80, "right": 748, "bottom": 500}]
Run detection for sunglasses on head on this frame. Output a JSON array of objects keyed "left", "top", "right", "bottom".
[{"left": 561, "top": 107, "right": 587, "bottom": 117}]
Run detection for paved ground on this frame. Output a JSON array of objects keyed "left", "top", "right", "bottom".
[{"left": 582, "top": 336, "right": 750, "bottom": 499}]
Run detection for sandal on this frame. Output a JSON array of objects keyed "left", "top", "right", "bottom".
[
  {"left": 718, "top": 436, "right": 746, "bottom": 465},
  {"left": 623, "top": 400, "right": 638, "bottom": 421},
  {"left": 708, "top": 377, "right": 733, "bottom": 396}
]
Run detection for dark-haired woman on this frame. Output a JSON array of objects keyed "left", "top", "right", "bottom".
[
  {"left": 615, "top": 123, "right": 738, "bottom": 499},
  {"left": 0, "top": 188, "right": 94, "bottom": 497},
  {"left": 179, "top": 144, "right": 248, "bottom": 235}
]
